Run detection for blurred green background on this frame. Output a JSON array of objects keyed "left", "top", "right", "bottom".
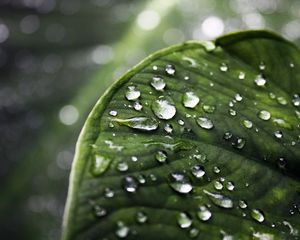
[{"left": 0, "top": 0, "right": 299, "bottom": 239}]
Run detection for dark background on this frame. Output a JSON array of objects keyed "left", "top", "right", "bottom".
[{"left": 1, "top": 0, "right": 299, "bottom": 239}]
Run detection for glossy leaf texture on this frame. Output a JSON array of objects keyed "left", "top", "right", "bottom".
[{"left": 62, "top": 30, "right": 300, "bottom": 240}]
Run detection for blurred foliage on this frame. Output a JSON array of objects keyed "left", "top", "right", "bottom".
[{"left": 0, "top": 0, "right": 300, "bottom": 239}]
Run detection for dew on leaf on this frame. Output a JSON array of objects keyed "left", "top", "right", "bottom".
[
  {"left": 196, "top": 117, "right": 214, "bottom": 129},
  {"left": 213, "top": 166, "right": 220, "bottom": 174},
  {"left": 131, "top": 156, "right": 138, "bottom": 162},
  {"left": 151, "top": 76, "right": 166, "bottom": 91},
  {"left": 123, "top": 176, "right": 138, "bottom": 193},
  {"left": 94, "top": 205, "right": 107, "bottom": 218},
  {"left": 259, "top": 61, "right": 266, "bottom": 70},
  {"left": 254, "top": 74, "right": 267, "bottom": 86},
  {"left": 242, "top": 119, "right": 253, "bottom": 129},
  {"left": 125, "top": 85, "right": 140, "bottom": 101},
  {"left": 223, "top": 132, "right": 233, "bottom": 140},
  {"left": 104, "top": 187, "right": 114, "bottom": 198},
  {"left": 191, "top": 164, "right": 205, "bottom": 178},
  {"left": 204, "top": 190, "right": 233, "bottom": 208},
  {"left": 113, "top": 117, "right": 159, "bottom": 131},
  {"left": 165, "top": 64, "right": 175, "bottom": 75},
  {"left": 238, "top": 71, "right": 245, "bottom": 79},
  {"left": 220, "top": 63, "right": 228, "bottom": 72},
  {"left": 229, "top": 109, "right": 237, "bottom": 116},
  {"left": 133, "top": 101, "right": 143, "bottom": 111},
  {"left": 164, "top": 123, "right": 173, "bottom": 133},
  {"left": 277, "top": 96, "right": 288, "bottom": 105},
  {"left": 152, "top": 98, "right": 176, "bottom": 120},
  {"left": 277, "top": 157, "right": 287, "bottom": 169},
  {"left": 91, "top": 154, "right": 111, "bottom": 176},
  {"left": 189, "top": 228, "right": 199, "bottom": 238},
  {"left": 178, "top": 119, "right": 185, "bottom": 126},
  {"left": 155, "top": 150, "right": 167, "bottom": 163},
  {"left": 169, "top": 171, "right": 193, "bottom": 194},
  {"left": 258, "top": 110, "right": 271, "bottom": 120},
  {"left": 109, "top": 110, "right": 118, "bottom": 116},
  {"left": 115, "top": 221, "right": 129, "bottom": 238},
  {"left": 203, "top": 104, "right": 215, "bottom": 113},
  {"left": 136, "top": 211, "right": 147, "bottom": 223},
  {"left": 117, "top": 162, "right": 128, "bottom": 172},
  {"left": 232, "top": 137, "right": 246, "bottom": 149},
  {"left": 226, "top": 181, "right": 235, "bottom": 191},
  {"left": 239, "top": 200, "right": 248, "bottom": 209},
  {"left": 177, "top": 212, "right": 192, "bottom": 228},
  {"left": 235, "top": 93, "right": 243, "bottom": 102},
  {"left": 214, "top": 180, "right": 223, "bottom": 190},
  {"left": 137, "top": 174, "right": 146, "bottom": 184},
  {"left": 274, "top": 130, "right": 283, "bottom": 139},
  {"left": 292, "top": 94, "right": 300, "bottom": 107},
  {"left": 197, "top": 205, "right": 212, "bottom": 221},
  {"left": 182, "top": 91, "right": 200, "bottom": 108},
  {"left": 251, "top": 209, "right": 265, "bottom": 222},
  {"left": 272, "top": 118, "right": 292, "bottom": 129}
]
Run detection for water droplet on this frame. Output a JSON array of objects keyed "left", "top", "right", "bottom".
[
  {"left": 274, "top": 130, "right": 283, "bottom": 139},
  {"left": 123, "top": 176, "right": 138, "bottom": 193},
  {"left": 202, "top": 104, "right": 215, "bottom": 113},
  {"left": 226, "top": 181, "right": 235, "bottom": 191},
  {"left": 235, "top": 93, "right": 243, "bottom": 102},
  {"left": 178, "top": 119, "right": 185, "bottom": 126},
  {"left": 272, "top": 118, "right": 292, "bottom": 129},
  {"left": 164, "top": 123, "right": 173, "bottom": 133},
  {"left": 125, "top": 86, "right": 140, "bottom": 101},
  {"left": 182, "top": 91, "right": 200, "bottom": 108},
  {"left": 152, "top": 98, "right": 176, "bottom": 120},
  {"left": 114, "top": 117, "right": 159, "bottom": 131},
  {"left": 277, "top": 157, "right": 287, "bottom": 169},
  {"left": 189, "top": 228, "right": 199, "bottom": 238},
  {"left": 191, "top": 164, "right": 205, "bottom": 178},
  {"left": 277, "top": 96, "right": 287, "bottom": 105},
  {"left": 242, "top": 119, "right": 253, "bottom": 129},
  {"left": 251, "top": 209, "right": 265, "bottom": 222},
  {"left": 151, "top": 76, "right": 166, "bottom": 91},
  {"left": 169, "top": 172, "right": 193, "bottom": 194},
  {"left": 289, "top": 62, "right": 295, "bottom": 68},
  {"left": 153, "top": 65, "right": 158, "bottom": 70},
  {"left": 213, "top": 166, "right": 220, "bottom": 174},
  {"left": 117, "top": 162, "right": 128, "bottom": 172},
  {"left": 196, "top": 117, "right": 214, "bottom": 129},
  {"left": 259, "top": 62, "right": 266, "bottom": 70},
  {"left": 91, "top": 154, "right": 111, "bottom": 176},
  {"left": 269, "top": 92, "right": 276, "bottom": 99},
  {"left": 197, "top": 205, "right": 212, "bottom": 221},
  {"left": 254, "top": 74, "right": 267, "bottom": 86},
  {"left": 229, "top": 109, "right": 236, "bottom": 116},
  {"left": 131, "top": 156, "right": 138, "bottom": 162},
  {"left": 204, "top": 190, "right": 233, "bottom": 208},
  {"left": 137, "top": 174, "right": 146, "bottom": 184},
  {"left": 220, "top": 63, "right": 228, "bottom": 72},
  {"left": 232, "top": 137, "right": 246, "bottom": 149},
  {"left": 94, "top": 205, "right": 107, "bottom": 217},
  {"left": 115, "top": 221, "right": 129, "bottom": 238},
  {"left": 155, "top": 150, "right": 167, "bottom": 163},
  {"left": 109, "top": 110, "right": 118, "bottom": 116},
  {"left": 238, "top": 71, "right": 245, "bottom": 79},
  {"left": 177, "top": 212, "right": 192, "bottom": 228},
  {"left": 239, "top": 200, "right": 247, "bottom": 209},
  {"left": 165, "top": 64, "right": 175, "bottom": 75},
  {"left": 104, "top": 188, "right": 114, "bottom": 198},
  {"left": 133, "top": 101, "right": 143, "bottom": 111},
  {"left": 136, "top": 211, "right": 147, "bottom": 223},
  {"left": 214, "top": 181, "right": 223, "bottom": 190},
  {"left": 223, "top": 132, "right": 232, "bottom": 140},
  {"left": 258, "top": 110, "right": 271, "bottom": 120},
  {"left": 292, "top": 94, "right": 300, "bottom": 107}
]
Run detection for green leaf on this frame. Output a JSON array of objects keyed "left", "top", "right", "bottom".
[{"left": 62, "top": 30, "right": 300, "bottom": 240}]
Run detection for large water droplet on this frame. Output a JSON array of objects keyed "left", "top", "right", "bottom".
[
  {"left": 196, "top": 117, "right": 214, "bottom": 129},
  {"left": 91, "top": 154, "right": 111, "bottom": 176},
  {"left": 177, "top": 212, "right": 192, "bottom": 228},
  {"left": 204, "top": 190, "right": 233, "bottom": 208},
  {"left": 125, "top": 86, "right": 140, "bottom": 101},
  {"left": 123, "top": 176, "right": 138, "bottom": 193},
  {"left": 165, "top": 64, "right": 175, "bottom": 75},
  {"left": 114, "top": 117, "right": 159, "bottom": 131},
  {"left": 169, "top": 172, "right": 193, "bottom": 194},
  {"left": 251, "top": 209, "right": 265, "bottom": 222},
  {"left": 197, "top": 206, "right": 212, "bottom": 221},
  {"left": 155, "top": 150, "right": 167, "bottom": 163},
  {"left": 254, "top": 74, "right": 267, "bottom": 86},
  {"left": 115, "top": 221, "right": 129, "bottom": 238},
  {"left": 191, "top": 164, "right": 205, "bottom": 178},
  {"left": 258, "top": 110, "right": 271, "bottom": 120},
  {"left": 152, "top": 98, "right": 176, "bottom": 120},
  {"left": 182, "top": 91, "right": 200, "bottom": 108},
  {"left": 151, "top": 76, "right": 166, "bottom": 91}
]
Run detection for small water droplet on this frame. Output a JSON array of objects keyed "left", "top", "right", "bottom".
[
  {"left": 151, "top": 76, "right": 166, "bottom": 91},
  {"left": 235, "top": 93, "right": 243, "bottom": 102},
  {"left": 123, "top": 176, "right": 138, "bottom": 193},
  {"left": 251, "top": 209, "right": 265, "bottom": 222},
  {"left": 91, "top": 154, "right": 111, "bottom": 176},
  {"left": 277, "top": 157, "right": 287, "bottom": 169},
  {"left": 104, "top": 187, "right": 114, "bottom": 198},
  {"left": 223, "top": 132, "right": 233, "bottom": 140},
  {"left": 182, "top": 91, "right": 200, "bottom": 108},
  {"left": 214, "top": 180, "right": 223, "bottom": 190},
  {"left": 290, "top": 62, "right": 295, "bottom": 68},
  {"left": 229, "top": 109, "right": 237, "bottom": 116},
  {"left": 109, "top": 110, "right": 118, "bottom": 116},
  {"left": 226, "top": 181, "right": 235, "bottom": 191},
  {"left": 272, "top": 118, "right": 292, "bottom": 129},
  {"left": 117, "top": 162, "right": 128, "bottom": 172},
  {"left": 164, "top": 123, "right": 173, "bottom": 133},
  {"left": 202, "top": 104, "right": 215, "bottom": 113},
  {"left": 178, "top": 119, "right": 185, "bottom": 126},
  {"left": 177, "top": 212, "right": 192, "bottom": 228},
  {"left": 238, "top": 71, "right": 245, "bottom": 79},
  {"left": 152, "top": 98, "right": 176, "bottom": 120},
  {"left": 232, "top": 137, "right": 246, "bottom": 149},
  {"left": 115, "top": 221, "right": 129, "bottom": 238},
  {"left": 213, "top": 166, "right": 220, "bottom": 174},
  {"left": 191, "top": 164, "right": 205, "bottom": 178},
  {"left": 277, "top": 96, "right": 288, "bottom": 105},
  {"left": 269, "top": 92, "right": 276, "bottom": 99},
  {"left": 197, "top": 117, "right": 214, "bottom": 129},
  {"left": 114, "top": 117, "right": 159, "bottom": 131},
  {"left": 131, "top": 156, "right": 138, "bottom": 162},
  {"left": 239, "top": 200, "right": 247, "bottom": 209},
  {"left": 254, "top": 74, "right": 267, "bottom": 86},
  {"left": 189, "top": 228, "right": 199, "bottom": 238},
  {"left": 259, "top": 62, "right": 266, "bottom": 70},
  {"left": 125, "top": 85, "right": 140, "bottom": 101},
  {"left": 274, "top": 130, "right": 283, "bottom": 139},
  {"left": 133, "top": 101, "right": 143, "bottom": 111},
  {"left": 165, "top": 64, "right": 175, "bottom": 75},
  {"left": 197, "top": 205, "right": 212, "bottom": 221},
  {"left": 137, "top": 174, "right": 146, "bottom": 184},
  {"left": 220, "top": 63, "right": 228, "bottom": 72},
  {"left": 258, "top": 110, "right": 271, "bottom": 120},
  {"left": 292, "top": 94, "right": 300, "bottom": 107},
  {"left": 204, "top": 190, "right": 233, "bottom": 208},
  {"left": 169, "top": 172, "right": 193, "bottom": 194},
  {"left": 136, "top": 211, "right": 147, "bottom": 223},
  {"left": 155, "top": 150, "right": 167, "bottom": 163},
  {"left": 242, "top": 119, "right": 253, "bottom": 129},
  {"left": 94, "top": 205, "right": 107, "bottom": 217}
]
